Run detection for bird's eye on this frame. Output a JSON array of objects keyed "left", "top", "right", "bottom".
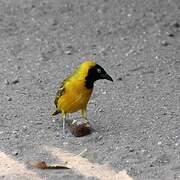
[{"left": 97, "top": 68, "right": 101, "bottom": 73}]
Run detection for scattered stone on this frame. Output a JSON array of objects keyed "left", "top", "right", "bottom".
[
  {"left": 96, "top": 29, "right": 101, "bottom": 36},
  {"left": 129, "top": 148, "right": 135, "bottom": 152},
  {"left": 17, "top": 57, "right": 23, "bottom": 61},
  {"left": 147, "top": 154, "right": 152, "bottom": 158},
  {"left": 117, "top": 77, "right": 122, "bottom": 81},
  {"left": 172, "top": 21, "right": 180, "bottom": 28},
  {"left": 98, "top": 108, "right": 103, "bottom": 112},
  {"left": 12, "top": 129, "right": 19, "bottom": 134},
  {"left": 11, "top": 79, "right": 19, "bottom": 84},
  {"left": 12, "top": 150, "right": 19, "bottom": 156},
  {"left": 125, "top": 146, "right": 135, "bottom": 152},
  {"left": 64, "top": 50, "right": 72, "bottom": 55},
  {"left": 12, "top": 129, "right": 19, "bottom": 138},
  {"left": 69, "top": 120, "right": 91, "bottom": 137},
  {"left": 63, "top": 142, "right": 68, "bottom": 146},
  {"left": 15, "top": 65, "right": 20, "bottom": 70},
  {"left": 22, "top": 125, "right": 27, "bottom": 131},
  {"left": 56, "top": 132, "right": 60, "bottom": 137},
  {"left": 31, "top": 4, "right": 36, "bottom": 9},
  {"left": 158, "top": 141, "right": 162, "bottom": 145},
  {"left": 52, "top": 19, "right": 58, "bottom": 26},
  {"left": 167, "top": 32, "right": 175, "bottom": 37},
  {"left": 99, "top": 47, "right": 106, "bottom": 54},
  {"left": 7, "top": 97, "right": 12, "bottom": 101},
  {"left": 102, "top": 91, "right": 106, "bottom": 95},
  {"left": 14, "top": 134, "right": 19, "bottom": 138},
  {"left": 66, "top": 44, "right": 73, "bottom": 50},
  {"left": 175, "top": 143, "right": 179, "bottom": 146},
  {"left": 151, "top": 154, "right": 170, "bottom": 167},
  {"left": 64, "top": 45, "right": 74, "bottom": 55},
  {"left": 41, "top": 52, "right": 50, "bottom": 61},
  {"left": 35, "top": 121, "right": 43, "bottom": 125},
  {"left": 4, "top": 79, "right": 9, "bottom": 85},
  {"left": 161, "top": 40, "right": 169, "bottom": 46},
  {"left": 97, "top": 135, "right": 103, "bottom": 140},
  {"left": 106, "top": 126, "right": 110, "bottom": 132}
]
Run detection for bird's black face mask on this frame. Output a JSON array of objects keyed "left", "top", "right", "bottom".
[{"left": 85, "top": 64, "right": 113, "bottom": 89}]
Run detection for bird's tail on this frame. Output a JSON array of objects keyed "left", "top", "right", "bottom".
[{"left": 51, "top": 109, "right": 61, "bottom": 116}]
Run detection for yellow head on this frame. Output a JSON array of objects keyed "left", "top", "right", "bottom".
[
  {"left": 78, "top": 60, "right": 96, "bottom": 76},
  {"left": 75, "top": 60, "right": 113, "bottom": 89}
]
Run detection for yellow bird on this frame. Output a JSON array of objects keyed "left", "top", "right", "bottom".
[{"left": 52, "top": 60, "right": 113, "bottom": 136}]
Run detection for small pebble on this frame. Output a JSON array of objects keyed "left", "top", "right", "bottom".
[
  {"left": 175, "top": 143, "right": 178, "bottom": 146},
  {"left": 106, "top": 126, "right": 110, "bottom": 131},
  {"left": 125, "top": 145, "right": 130, "bottom": 149},
  {"left": 64, "top": 50, "right": 72, "bottom": 55},
  {"left": 64, "top": 45, "right": 74, "bottom": 55},
  {"left": 158, "top": 141, "right": 162, "bottom": 145},
  {"left": 147, "top": 154, "right": 152, "bottom": 158},
  {"left": 52, "top": 117, "right": 56, "bottom": 123},
  {"left": 172, "top": 22, "right": 180, "bottom": 28},
  {"left": 12, "top": 130, "right": 19, "bottom": 134},
  {"left": 4, "top": 79, "right": 9, "bottom": 85},
  {"left": 56, "top": 132, "right": 60, "bottom": 137},
  {"left": 15, "top": 65, "right": 20, "bottom": 70},
  {"left": 63, "top": 142, "right": 68, "bottom": 146},
  {"left": 98, "top": 108, "right": 103, "bottom": 112},
  {"left": 97, "top": 135, "right": 103, "bottom": 140},
  {"left": 7, "top": 97, "right": 12, "bottom": 101},
  {"left": 12, "top": 150, "right": 19, "bottom": 156},
  {"left": 11, "top": 79, "right": 19, "bottom": 84},
  {"left": 22, "top": 125, "right": 27, "bottom": 131},
  {"left": 31, "top": 4, "right": 36, "bottom": 9},
  {"left": 69, "top": 121, "right": 91, "bottom": 137},
  {"left": 66, "top": 45, "right": 73, "bottom": 49},
  {"left": 129, "top": 148, "right": 135, "bottom": 152},
  {"left": 141, "top": 149, "right": 147, "bottom": 154},
  {"left": 102, "top": 91, "right": 106, "bottom": 95},
  {"left": 52, "top": 19, "right": 58, "bottom": 26},
  {"left": 161, "top": 40, "right": 169, "bottom": 46},
  {"left": 117, "top": 77, "right": 122, "bottom": 81},
  {"left": 14, "top": 134, "right": 19, "bottom": 138},
  {"left": 167, "top": 32, "right": 175, "bottom": 37},
  {"left": 35, "top": 121, "right": 43, "bottom": 125}
]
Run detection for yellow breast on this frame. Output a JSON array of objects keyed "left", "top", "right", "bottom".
[{"left": 57, "top": 79, "right": 93, "bottom": 114}]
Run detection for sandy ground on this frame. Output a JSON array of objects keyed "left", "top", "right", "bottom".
[{"left": 0, "top": 0, "right": 180, "bottom": 179}]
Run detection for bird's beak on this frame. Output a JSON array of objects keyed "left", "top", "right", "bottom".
[{"left": 100, "top": 73, "right": 113, "bottom": 81}]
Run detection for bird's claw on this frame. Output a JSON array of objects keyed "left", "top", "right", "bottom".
[{"left": 72, "top": 120, "right": 78, "bottom": 124}]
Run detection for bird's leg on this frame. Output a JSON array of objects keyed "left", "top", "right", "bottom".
[
  {"left": 62, "top": 111, "right": 66, "bottom": 138},
  {"left": 52, "top": 115, "right": 56, "bottom": 123},
  {"left": 81, "top": 108, "right": 88, "bottom": 123}
]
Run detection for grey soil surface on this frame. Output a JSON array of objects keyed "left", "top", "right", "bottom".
[{"left": 1, "top": 0, "right": 180, "bottom": 179}]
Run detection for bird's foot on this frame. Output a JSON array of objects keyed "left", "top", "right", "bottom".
[
  {"left": 83, "top": 118, "right": 89, "bottom": 124},
  {"left": 52, "top": 116, "right": 56, "bottom": 123},
  {"left": 62, "top": 134, "right": 66, "bottom": 139},
  {"left": 72, "top": 120, "right": 78, "bottom": 124}
]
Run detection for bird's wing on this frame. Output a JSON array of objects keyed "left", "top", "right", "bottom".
[
  {"left": 54, "top": 80, "right": 66, "bottom": 108},
  {"left": 54, "top": 66, "right": 80, "bottom": 108}
]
